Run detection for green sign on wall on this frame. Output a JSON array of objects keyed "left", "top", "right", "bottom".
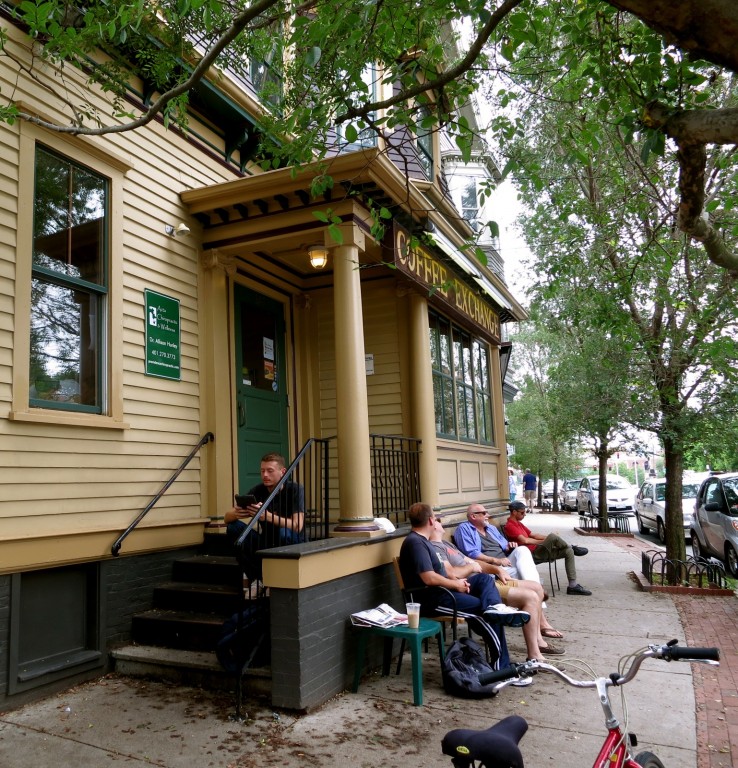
[{"left": 145, "top": 289, "right": 181, "bottom": 380}]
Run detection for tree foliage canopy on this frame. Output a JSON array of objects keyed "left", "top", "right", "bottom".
[
  {"left": 499, "top": 6, "right": 738, "bottom": 560},
  {"left": 2, "top": 0, "right": 738, "bottom": 267}
]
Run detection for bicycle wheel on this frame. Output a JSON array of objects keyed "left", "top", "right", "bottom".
[{"left": 634, "top": 751, "right": 666, "bottom": 768}]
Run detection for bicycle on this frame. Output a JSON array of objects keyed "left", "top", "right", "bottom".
[{"left": 441, "top": 640, "right": 719, "bottom": 768}]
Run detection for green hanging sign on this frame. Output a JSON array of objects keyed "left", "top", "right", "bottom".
[{"left": 145, "top": 289, "right": 181, "bottom": 380}]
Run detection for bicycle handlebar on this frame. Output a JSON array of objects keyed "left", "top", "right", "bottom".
[
  {"left": 478, "top": 643, "right": 720, "bottom": 688},
  {"left": 478, "top": 664, "right": 528, "bottom": 686},
  {"left": 661, "top": 645, "right": 719, "bottom": 662}
]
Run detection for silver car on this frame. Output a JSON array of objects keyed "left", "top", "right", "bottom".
[
  {"left": 691, "top": 472, "right": 738, "bottom": 577},
  {"left": 559, "top": 479, "right": 580, "bottom": 511},
  {"left": 634, "top": 477, "right": 697, "bottom": 542},
  {"left": 576, "top": 474, "right": 635, "bottom": 517}
]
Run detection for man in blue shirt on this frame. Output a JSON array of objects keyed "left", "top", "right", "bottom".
[
  {"left": 454, "top": 504, "right": 565, "bottom": 639},
  {"left": 400, "top": 502, "right": 534, "bottom": 672},
  {"left": 522, "top": 469, "right": 537, "bottom": 511}
]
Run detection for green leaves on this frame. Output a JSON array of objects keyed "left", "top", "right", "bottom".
[
  {"left": 639, "top": 128, "right": 665, "bottom": 163},
  {"left": 312, "top": 209, "right": 344, "bottom": 245}
]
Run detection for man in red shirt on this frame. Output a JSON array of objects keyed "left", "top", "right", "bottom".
[{"left": 504, "top": 501, "right": 592, "bottom": 596}]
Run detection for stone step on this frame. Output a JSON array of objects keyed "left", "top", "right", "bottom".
[
  {"left": 171, "top": 554, "right": 242, "bottom": 586},
  {"left": 152, "top": 581, "right": 242, "bottom": 614},
  {"left": 110, "top": 645, "right": 271, "bottom": 697},
  {"left": 132, "top": 608, "right": 232, "bottom": 651}
]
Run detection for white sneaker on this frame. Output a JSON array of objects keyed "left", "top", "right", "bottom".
[
  {"left": 487, "top": 603, "right": 518, "bottom": 614},
  {"left": 483, "top": 605, "right": 531, "bottom": 627},
  {"left": 510, "top": 677, "right": 533, "bottom": 687}
]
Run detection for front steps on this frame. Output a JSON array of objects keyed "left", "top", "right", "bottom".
[{"left": 110, "top": 551, "right": 270, "bottom": 696}]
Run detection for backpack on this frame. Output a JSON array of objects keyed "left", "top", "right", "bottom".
[
  {"left": 442, "top": 637, "right": 499, "bottom": 699},
  {"left": 215, "top": 605, "right": 270, "bottom": 674}
]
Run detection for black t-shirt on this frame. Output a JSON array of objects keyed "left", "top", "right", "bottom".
[
  {"left": 399, "top": 530, "right": 446, "bottom": 592},
  {"left": 247, "top": 481, "right": 304, "bottom": 527}
]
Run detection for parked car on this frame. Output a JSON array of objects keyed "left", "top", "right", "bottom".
[
  {"left": 691, "top": 472, "right": 738, "bottom": 577},
  {"left": 634, "top": 477, "right": 698, "bottom": 542},
  {"left": 576, "top": 474, "right": 635, "bottom": 517},
  {"left": 559, "top": 479, "right": 580, "bottom": 511}
]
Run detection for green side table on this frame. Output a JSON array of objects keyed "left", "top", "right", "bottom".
[{"left": 352, "top": 617, "right": 445, "bottom": 706}]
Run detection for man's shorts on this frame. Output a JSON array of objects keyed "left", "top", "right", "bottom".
[
  {"left": 495, "top": 578, "right": 519, "bottom": 600},
  {"left": 524, "top": 489, "right": 535, "bottom": 500}
]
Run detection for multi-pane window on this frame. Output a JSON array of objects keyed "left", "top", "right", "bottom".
[
  {"left": 339, "top": 65, "right": 378, "bottom": 148},
  {"left": 415, "top": 105, "right": 434, "bottom": 179},
  {"left": 461, "top": 179, "right": 481, "bottom": 231},
  {"left": 30, "top": 145, "right": 108, "bottom": 413},
  {"left": 429, "top": 311, "right": 495, "bottom": 444}
]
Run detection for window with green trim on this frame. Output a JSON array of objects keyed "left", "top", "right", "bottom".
[
  {"left": 430, "top": 311, "right": 495, "bottom": 445},
  {"left": 30, "top": 145, "right": 108, "bottom": 413}
]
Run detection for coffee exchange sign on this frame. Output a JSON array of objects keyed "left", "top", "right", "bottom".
[{"left": 394, "top": 224, "right": 501, "bottom": 342}]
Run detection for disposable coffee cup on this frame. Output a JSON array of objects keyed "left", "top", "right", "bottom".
[{"left": 406, "top": 602, "right": 420, "bottom": 629}]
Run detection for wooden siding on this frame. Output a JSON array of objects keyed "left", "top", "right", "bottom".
[
  {"left": 316, "top": 277, "right": 403, "bottom": 436},
  {"left": 0, "top": 20, "right": 241, "bottom": 571}
]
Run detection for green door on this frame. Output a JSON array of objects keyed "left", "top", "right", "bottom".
[{"left": 234, "top": 285, "right": 289, "bottom": 492}]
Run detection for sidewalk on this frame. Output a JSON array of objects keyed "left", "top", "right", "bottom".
[
  {"left": 607, "top": 532, "right": 738, "bottom": 768},
  {"left": 0, "top": 514, "right": 734, "bottom": 767}
]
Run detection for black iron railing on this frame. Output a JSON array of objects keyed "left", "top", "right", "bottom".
[
  {"left": 235, "top": 437, "right": 333, "bottom": 548},
  {"left": 111, "top": 432, "right": 215, "bottom": 556},
  {"left": 641, "top": 549, "right": 729, "bottom": 589},
  {"left": 370, "top": 434, "right": 421, "bottom": 527},
  {"left": 578, "top": 513, "right": 633, "bottom": 534}
]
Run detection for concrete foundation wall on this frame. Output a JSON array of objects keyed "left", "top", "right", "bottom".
[{"left": 0, "top": 548, "right": 196, "bottom": 711}]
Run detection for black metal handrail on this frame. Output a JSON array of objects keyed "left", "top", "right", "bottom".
[
  {"left": 235, "top": 437, "right": 333, "bottom": 547},
  {"left": 111, "top": 432, "right": 215, "bottom": 556}
]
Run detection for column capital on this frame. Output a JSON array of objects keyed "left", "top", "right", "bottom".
[
  {"left": 333, "top": 221, "right": 365, "bottom": 252},
  {"left": 201, "top": 248, "right": 237, "bottom": 276}
]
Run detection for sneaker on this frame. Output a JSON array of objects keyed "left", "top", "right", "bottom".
[
  {"left": 566, "top": 584, "right": 592, "bottom": 596},
  {"left": 486, "top": 603, "right": 518, "bottom": 614},
  {"left": 484, "top": 605, "right": 531, "bottom": 627},
  {"left": 572, "top": 545, "right": 589, "bottom": 556},
  {"left": 510, "top": 676, "right": 533, "bottom": 687}
]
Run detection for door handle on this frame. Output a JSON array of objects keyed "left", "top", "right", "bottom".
[{"left": 237, "top": 401, "right": 246, "bottom": 427}]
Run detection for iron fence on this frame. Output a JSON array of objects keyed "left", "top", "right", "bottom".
[
  {"left": 641, "top": 549, "right": 729, "bottom": 589},
  {"left": 370, "top": 434, "right": 421, "bottom": 527}
]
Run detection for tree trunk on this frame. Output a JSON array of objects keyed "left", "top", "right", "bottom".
[
  {"left": 663, "top": 434, "right": 688, "bottom": 571},
  {"left": 597, "top": 449, "right": 610, "bottom": 533},
  {"left": 605, "top": 0, "right": 738, "bottom": 74}
]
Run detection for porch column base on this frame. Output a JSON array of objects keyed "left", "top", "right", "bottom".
[{"left": 332, "top": 520, "right": 384, "bottom": 538}]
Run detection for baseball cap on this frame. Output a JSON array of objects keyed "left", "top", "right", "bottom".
[{"left": 509, "top": 500, "right": 526, "bottom": 510}]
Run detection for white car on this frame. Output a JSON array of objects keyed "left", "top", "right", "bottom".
[
  {"left": 576, "top": 474, "right": 635, "bottom": 517},
  {"left": 634, "top": 477, "right": 698, "bottom": 542}
]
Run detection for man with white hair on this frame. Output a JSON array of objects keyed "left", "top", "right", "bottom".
[{"left": 454, "top": 503, "right": 565, "bottom": 639}]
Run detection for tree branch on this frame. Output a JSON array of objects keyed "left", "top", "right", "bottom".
[{"left": 15, "top": 0, "right": 282, "bottom": 136}]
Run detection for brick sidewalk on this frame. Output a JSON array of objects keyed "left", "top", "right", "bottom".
[{"left": 609, "top": 535, "right": 738, "bottom": 768}]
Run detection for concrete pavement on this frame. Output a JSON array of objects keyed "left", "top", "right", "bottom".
[{"left": 0, "top": 514, "right": 731, "bottom": 767}]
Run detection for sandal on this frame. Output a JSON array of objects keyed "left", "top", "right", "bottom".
[
  {"left": 540, "top": 642, "right": 566, "bottom": 655},
  {"left": 541, "top": 628, "right": 564, "bottom": 639}
]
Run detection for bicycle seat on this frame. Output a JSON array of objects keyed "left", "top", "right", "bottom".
[{"left": 441, "top": 715, "right": 528, "bottom": 768}]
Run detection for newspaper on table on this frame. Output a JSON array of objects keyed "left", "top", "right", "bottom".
[{"left": 350, "top": 603, "right": 408, "bottom": 628}]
